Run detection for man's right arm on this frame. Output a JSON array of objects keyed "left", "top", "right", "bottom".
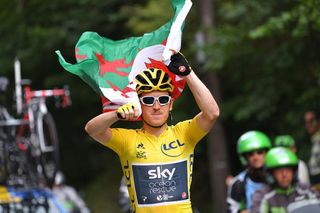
[
  {"left": 85, "top": 102, "right": 140, "bottom": 144},
  {"left": 84, "top": 111, "right": 119, "bottom": 144}
]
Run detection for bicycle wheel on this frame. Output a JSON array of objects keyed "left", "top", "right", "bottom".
[{"left": 36, "top": 112, "right": 59, "bottom": 186}]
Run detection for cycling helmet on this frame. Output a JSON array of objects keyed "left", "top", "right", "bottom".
[
  {"left": 237, "top": 130, "right": 272, "bottom": 165},
  {"left": 265, "top": 147, "right": 298, "bottom": 170},
  {"left": 135, "top": 68, "right": 174, "bottom": 95},
  {"left": 274, "top": 135, "right": 295, "bottom": 148}
]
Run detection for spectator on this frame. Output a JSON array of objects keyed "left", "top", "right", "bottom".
[
  {"left": 52, "top": 171, "right": 90, "bottom": 213},
  {"left": 226, "top": 131, "right": 271, "bottom": 213},
  {"left": 251, "top": 147, "right": 320, "bottom": 213},
  {"left": 274, "top": 135, "right": 310, "bottom": 185},
  {"left": 118, "top": 176, "right": 130, "bottom": 213},
  {"left": 304, "top": 110, "right": 320, "bottom": 191}
]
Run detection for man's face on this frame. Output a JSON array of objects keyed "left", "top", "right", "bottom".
[
  {"left": 140, "top": 90, "right": 173, "bottom": 127},
  {"left": 304, "top": 111, "right": 320, "bottom": 135},
  {"left": 245, "top": 149, "right": 266, "bottom": 169},
  {"left": 272, "top": 167, "right": 294, "bottom": 188}
]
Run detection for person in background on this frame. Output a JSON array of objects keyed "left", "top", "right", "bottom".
[
  {"left": 225, "top": 175, "right": 234, "bottom": 187},
  {"left": 274, "top": 135, "right": 310, "bottom": 185},
  {"left": 304, "top": 110, "right": 320, "bottom": 192},
  {"left": 251, "top": 147, "right": 320, "bottom": 213},
  {"left": 52, "top": 171, "right": 90, "bottom": 213},
  {"left": 118, "top": 176, "right": 130, "bottom": 213},
  {"left": 226, "top": 131, "right": 272, "bottom": 213}
]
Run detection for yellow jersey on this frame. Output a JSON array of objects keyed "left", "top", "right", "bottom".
[{"left": 104, "top": 117, "right": 207, "bottom": 213}]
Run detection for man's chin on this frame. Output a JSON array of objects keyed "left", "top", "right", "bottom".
[
  {"left": 150, "top": 121, "right": 166, "bottom": 127},
  {"left": 149, "top": 117, "right": 167, "bottom": 124},
  {"left": 142, "top": 118, "right": 167, "bottom": 128}
]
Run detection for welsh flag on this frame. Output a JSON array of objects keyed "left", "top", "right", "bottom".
[{"left": 56, "top": 0, "right": 192, "bottom": 115}]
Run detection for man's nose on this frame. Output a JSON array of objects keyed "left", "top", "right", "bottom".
[{"left": 153, "top": 100, "right": 161, "bottom": 109}]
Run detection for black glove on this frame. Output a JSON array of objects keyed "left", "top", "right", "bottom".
[{"left": 166, "top": 52, "right": 192, "bottom": 76}]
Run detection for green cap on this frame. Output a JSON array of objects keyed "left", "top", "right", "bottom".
[
  {"left": 274, "top": 135, "right": 295, "bottom": 148},
  {"left": 265, "top": 147, "right": 298, "bottom": 169},
  {"left": 237, "top": 131, "right": 272, "bottom": 165}
]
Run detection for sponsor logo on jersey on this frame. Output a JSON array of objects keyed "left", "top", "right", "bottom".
[
  {"left": 148, "top": 167, "right": 176, "bottom": 180},
  {"left": 136, "top": 142, "right": 147, "bottom": 159},
  {"left": 136, "top": 151, "right": 147, "bottom": 159},
  {"left": 137, "top": 142, "right": 145, "bottom": 149},
  {"left": 161, "top": 139, "right": 185, "bottom": 157},
  {"left": 132, "top": 160, "right": 188, "bottom": 206}
]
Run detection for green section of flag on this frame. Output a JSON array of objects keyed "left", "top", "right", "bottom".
[{"left": 56, "top": 0, "right": 188, "bottom": 96}]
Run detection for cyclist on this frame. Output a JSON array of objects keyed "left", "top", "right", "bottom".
[
  {"left": 251, "top": 147, "right": 320, "bottom": 213},
  {"left": 85, "top": 52, "right": 219, "bottom": 212},
  {"left": 227, "top": 131, "right": 272, "bottom": 213},
  {"left": 274, "top": 135, "right": 310, "bottom": 185}
]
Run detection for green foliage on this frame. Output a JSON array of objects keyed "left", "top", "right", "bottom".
[
  {"left": 123, "top": 0, "right": 173, "bottom": 35},
  {"left": 208, "top": 0, "right": 320, "bottom": 169},
  {"left": 249, "top": 0, "right": 320, "bottom": 38}
]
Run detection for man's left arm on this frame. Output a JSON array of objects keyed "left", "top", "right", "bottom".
[{"left": 186, "top": 71, "right": 220, "bottom": 132}]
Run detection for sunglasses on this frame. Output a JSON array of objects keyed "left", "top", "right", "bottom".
[
  {"left": 245, "top": 150, "right": 266, "bottom": 157},
  {"left": 140, "top": 95, "right": 171, "bottom": 106}
]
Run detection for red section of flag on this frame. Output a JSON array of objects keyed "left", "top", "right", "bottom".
[
  {"left": 96, "top": 53, "right": 133, "bottom": 77},
  {"left": 75, "top": 48, "right": 87, "bottom": 60},
  {"left": 161, "top": 39, "right": 168, "bottom": 46},
  {"left": 106, "top": 80, "right": 135, "bottom": 98}
]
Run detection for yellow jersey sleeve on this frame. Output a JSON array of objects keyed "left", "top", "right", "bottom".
[
  {"left": 175, "top": 116, "right": 207, "bottom": 147},
  {"left": 102, "top": 128, "right": 134, "bottom": 156}
]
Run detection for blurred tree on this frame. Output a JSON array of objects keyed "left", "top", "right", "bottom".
[{"left": 197, "top": 0, "right": 230, "bottom": 212}]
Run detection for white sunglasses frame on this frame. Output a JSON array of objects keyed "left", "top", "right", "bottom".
[{"left": 139, "top": 95, "right": 171, "bottom": 106}]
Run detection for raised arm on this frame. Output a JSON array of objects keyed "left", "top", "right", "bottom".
[
  {"left": 185, "top": 71, "right": 219, "bottom": 132},
  {"left": 166, "top": 52, "right": 219, "bottom": 132},
  {"left": 85, "top": 103, "right": 139, "bottom": 144}
]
